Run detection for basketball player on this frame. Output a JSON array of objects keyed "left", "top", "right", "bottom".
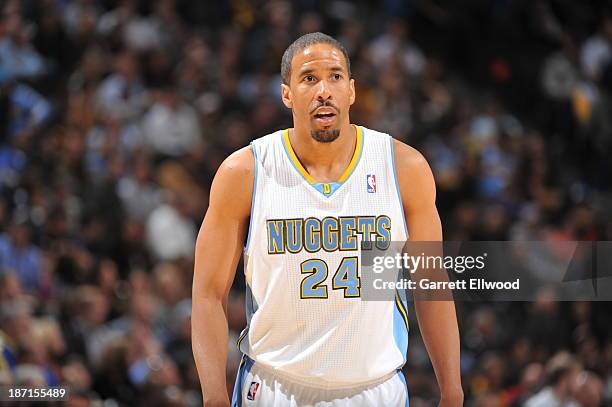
[{"left": 192, "top": 33, "right": 463, "bottom": 407}]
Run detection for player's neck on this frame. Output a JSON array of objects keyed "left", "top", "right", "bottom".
[{"left": 288, "top": 123, "right": 357, "bottom": 183}]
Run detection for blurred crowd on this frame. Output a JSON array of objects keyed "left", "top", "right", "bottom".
[{"left": 0, "top": 0, "right": 611, "bottom": 406}]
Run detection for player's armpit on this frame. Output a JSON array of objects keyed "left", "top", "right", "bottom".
[{"left": 192, "top": 146, "right": 254, "bottom": 405}]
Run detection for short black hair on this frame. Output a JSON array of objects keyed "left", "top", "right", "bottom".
[{"left": 281, "top": 32, "right": 351, "bottom": 85}]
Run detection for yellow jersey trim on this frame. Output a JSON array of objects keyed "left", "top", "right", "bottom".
[{"left": 282, "top": 124, "right": 363, "bottom": 185}]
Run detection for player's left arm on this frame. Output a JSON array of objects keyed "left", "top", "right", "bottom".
[{"left": 393, "top": 139, "right": 464, "bottom": 406}]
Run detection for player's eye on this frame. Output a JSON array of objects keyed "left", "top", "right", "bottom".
[
  {"left": 303, "top": 75, "right": 315, "bottom": 82},
  {"left": 332, "top": 73, "right": 342, "bottom": 80}
]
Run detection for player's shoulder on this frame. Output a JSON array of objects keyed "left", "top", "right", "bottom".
[
  {"left": 218, "top": 128, "right": 283, "bottom": 178},
  {"left": 209, "top": 145, "right": 254, "bottom": 218},
  {"left": 217, "top": 145, "right": 254, "bottom": 180},
  {"left": 389, "top": 137, "right": 436, "bottom": 205},
  {"left": 391, "top": 137, "right": 432, "bottom": 177}
]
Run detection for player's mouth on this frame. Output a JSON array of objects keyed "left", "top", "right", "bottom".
[{"left": 312, "top": 109, "right": 338, "bottom": 126}]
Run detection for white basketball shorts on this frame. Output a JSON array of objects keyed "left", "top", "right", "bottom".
[{"left": 231, "top": 356, "right": 409, "bottom": 407}]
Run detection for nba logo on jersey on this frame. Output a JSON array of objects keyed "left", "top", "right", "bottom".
[
  {"left": 367, "top": 174, "right": 376, "bottom": 193},
  {"left": 247, "top": 381, "right": 260, "bottom": 400}
]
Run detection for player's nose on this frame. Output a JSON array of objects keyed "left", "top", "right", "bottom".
[{"left": 315, "top": 78, "right": 332, "bottom": 101}]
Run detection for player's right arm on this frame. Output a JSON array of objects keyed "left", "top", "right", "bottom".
[{"left": 192, "top": 147, "right": 254, "bottom": 407}]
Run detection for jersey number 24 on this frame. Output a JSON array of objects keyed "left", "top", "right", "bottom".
[{"left": 300, "top": 257, "right": 360, "bottom": 298}]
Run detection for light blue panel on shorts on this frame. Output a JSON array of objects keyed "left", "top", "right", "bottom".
[
  {"left": 231, "top": 355, "right": 255, "bottom": 407},
  {"left": 397, "top": 370, "right": 410, "bottom": 407}
]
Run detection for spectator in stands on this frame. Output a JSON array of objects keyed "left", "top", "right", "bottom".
[
  {"left": 525, "top": 352, "right": 582, "bottom": 407},
  {"left": 141, "top": 85, "right": 202, "bottom": 158},
  {"left": 0, "top": 219, "right": 42, "bottom": 293}
]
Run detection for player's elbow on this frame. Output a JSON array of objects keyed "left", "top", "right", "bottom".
[{"left": 191, "top": 287, "right": 228, "bottom": 329}]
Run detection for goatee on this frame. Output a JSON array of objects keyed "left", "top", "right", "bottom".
[{"left": 311, "top": 128, "right": 340, "bottom": 143}]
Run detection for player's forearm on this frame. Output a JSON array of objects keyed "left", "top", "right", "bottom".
[
  {"left": 192, "top": 297, "right": 231, "bottom": 405},
  {"left": 414, "top": 300, "right": 463, "bottom": 402}
]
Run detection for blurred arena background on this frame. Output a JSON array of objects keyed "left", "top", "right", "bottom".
[{"left": 0, "top": 0, "right": 611, "bottom": 406}]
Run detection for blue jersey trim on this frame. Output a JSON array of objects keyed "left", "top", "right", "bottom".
[
  {"left": 244, "top": 142, "right": 258, "bottom": 253},
  {"left": 393, "top": 292, "right": 409, "bottom": 365},
  {"left": 389, "top": 136, "right": 409, "bottom": 238},
  {"left": 311, "top": 181, "right": 342, "bottom": 196},
  {"left": 237, "top": 284, "right": 258, "bottom": 353}
]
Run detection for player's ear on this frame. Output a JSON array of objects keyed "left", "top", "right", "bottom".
[
  {"left": 281, "top": 83, "right": 293, "bottom": 109},
  {"left": 349, "top": 78, "right": 355, "bottom": 106}
]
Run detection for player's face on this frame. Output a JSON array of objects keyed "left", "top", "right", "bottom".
[{"left": 281, "top": 43, "right": 355, "bottom": 143}]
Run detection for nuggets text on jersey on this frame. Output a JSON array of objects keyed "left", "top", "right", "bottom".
[{"left": 266, "top": 215, "right": 392, "bottom": 254}]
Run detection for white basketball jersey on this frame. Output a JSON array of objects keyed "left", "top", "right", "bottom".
[{"left": 240, "top": 125, "right": 409, "bottom": 387}]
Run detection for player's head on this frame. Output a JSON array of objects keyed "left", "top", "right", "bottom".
[{"left": 280, "top": 32, "right": 355, "bottom": 143}]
